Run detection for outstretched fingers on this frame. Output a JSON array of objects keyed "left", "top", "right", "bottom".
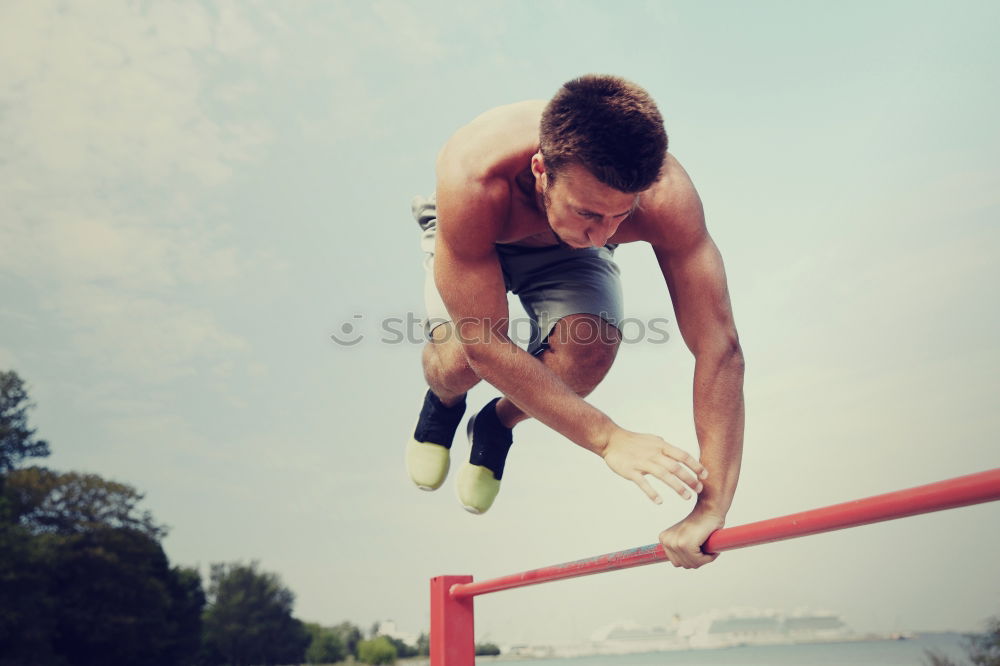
[
  {"left": 632, "top": 473, "right": 664, "bottom": 505},
  {"left": 634, "top": 460, "right": 703, "bottom": 503},
  {"left": 651, "top": 449, "right": 705, "bottom": 495},
  {"left": 640, "top": 463, "right": 695, "bottom": 500},
  {"left": 602, "top": 430, "right": 708, "bottom": 505},
  {"left": 662, "top": 443, "right": 708, "bottom": 481}
]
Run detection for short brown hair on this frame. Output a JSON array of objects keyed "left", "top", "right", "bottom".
[{"left": 540, "top": 75, "right": 668, "bottom": 193}]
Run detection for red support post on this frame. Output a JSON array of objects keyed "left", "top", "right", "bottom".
[{"left": 430, "top": 575, "right": 474, "bottom": 666}]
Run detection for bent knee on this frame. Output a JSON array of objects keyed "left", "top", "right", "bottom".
[
  {"left": 547, "top": 314, "right": 621, "bottom": 355},
  {"left": 545, "top": 314, "right": 621, "bottom": 391},
  {"left": 424, "top": 324, "right": 480, "bottom": 385}
]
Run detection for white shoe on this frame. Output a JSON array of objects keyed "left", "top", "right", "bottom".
[
  {"left": 406, "top": 439, "right": 450, "bottom": 491},
  {"left": 456, "top": 461, "right": 501, "bottom": 514}
]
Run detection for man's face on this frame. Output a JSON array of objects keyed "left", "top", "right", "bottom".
[{"left": 539, "top": 163, "right": 639, "bottom": 249}]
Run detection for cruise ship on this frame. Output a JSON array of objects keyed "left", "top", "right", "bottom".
[
  {"left": 589, "top": 619, "right": 685, "bottom": 654},
  {"left": 580, "top": 608, "right": 854, "bottom": 655},
  {"left": 683, "top": 607, "right": 852, "bottom": 649}
]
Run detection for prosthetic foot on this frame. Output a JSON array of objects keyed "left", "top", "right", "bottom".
[
  {"left": 407, "top": 390, "right": 466, "bottom": 491},
  {"left": 457, "top": 398, "right": 513, "bottom": 514}
]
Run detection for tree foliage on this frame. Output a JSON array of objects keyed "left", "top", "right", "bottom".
[
  {"left": 330, "top": 621, "right": 363, "bottom": 657},
  {"left": 5, "top": 466, "right": 166, "bottom": 538},
  {"left": 0, "top": 370, "right": 202, "bottom": 666},
  {"left": 415, "top": 632, "right": 430, "bottom": 657},
  {"left": 0, "top": 523, "right": 204, "bottom": 666},
  {"left": 0, "top": 370, "right": 50, "bottom": 473},
  {"left": 304, "top": 622, "right": 347, "bottom": 664},
  {"left": 48, "top": 527, "right": 204, "bottom": 666},
  {"left": 0, "top": 370, "right": 440, "bottom": 666},
  {"left": 166, "top": 565, "right": 208, "bottom": 664},
  {"left": 968, "top": 616, "right": 1000, "bottom": 666},
  {"left": 384, "top": 635, "right": 418, "bottom": 658},
  {"left": 202, "top": 561, "right": 311, "bottom": 666},
  {"left": 357, "top": 636, "right": 397, "bottom": 665},
  {"left": 924, "top": 617, "right": 1000, "bottom": 666},
  {"left": 475, "top": 642, "right": 501, "bottom": 656},
  {"left": 0, "top": 520, "right": 58, "bottom": 666}
]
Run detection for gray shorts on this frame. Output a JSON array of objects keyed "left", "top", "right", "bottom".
[{"left": 412, "top": 194, "right": 624, "bottom": 356}]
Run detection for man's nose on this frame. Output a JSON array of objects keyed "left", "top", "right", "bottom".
[{"left": 587, "top": 219, "right": 615, "bottom": 246}]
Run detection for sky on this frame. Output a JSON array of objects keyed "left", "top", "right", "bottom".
[{"left": 1, "top": 0, "right": 998, "bottom": 647}]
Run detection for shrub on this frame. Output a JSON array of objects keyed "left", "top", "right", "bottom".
[{"left": 357, "top": 635, "right": 397, "bottom": 665}]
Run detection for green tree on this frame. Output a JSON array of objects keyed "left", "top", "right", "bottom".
[
  {"left": 304, "top": 622, "right": 346, "bottom": 664},
  {"left": 5, "top": 467, "right": 165, "bottom": 538},
  {"left": 926, "top": 653, "right": 957, "bottom": 666},
  {"left": 384, "top": 635, "right": 418, "bottom": 658},
  {"left": 968, "top": 616, "right": 1000, "bottom": 666},
  {"left": 47, "top": 526, "right": 204, "bottom": 666},
  {"left": 0, "top": 372, "right": 203, "bottom": 666},
  {"left": 0, "top": 520, "right": 59, "bottom": 666},
  {"left": 415, "top": 632, "right": 430, "bottom": 657},
  {"left": 2, "top": 467, "right": 191, "bottom": 665},
  {"left": 357, "top": 636, "right": 396, "bottom": 665},
  {"left": 330, "top": 621, "right": 363, "bottom": 657},
  {"left": 202, "top": 561, "right": 311, "bottom": 666},
  {"left": 165, "top": 565, "right": 207, "bottom": 665},
  {"left": 924, "top": 615, "right": 1000, "bottom": 666},
  {"left": 475, "top": 642, "right": 501, "bottom": 656},
  {"left": 0, "top": 370, "right": 50, "bottom": 473}
]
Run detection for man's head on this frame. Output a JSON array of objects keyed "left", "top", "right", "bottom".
[
  {"left": 532, "top": 75, "right": 667, "bottom": 248},
  {"left": 538, "top": 74, "right": 668, "bottom": 194}
]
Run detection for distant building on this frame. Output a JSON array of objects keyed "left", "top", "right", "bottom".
[{"left": 374, "top": 620, "right": 420, "bottom": 647}]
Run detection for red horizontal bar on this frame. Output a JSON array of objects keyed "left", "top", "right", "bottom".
[{"left": 450, "top": 467, "right": 1000, "bottom": 599}]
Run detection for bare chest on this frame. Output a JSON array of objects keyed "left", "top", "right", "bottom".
[
  {"left": 493, "top": 198, "right": 649, "bottom": 248},
  {"left": 492, "top": 186, "right": 558, "bottom": 246}
]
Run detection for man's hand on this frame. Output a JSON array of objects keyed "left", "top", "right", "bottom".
[
  {"left": 659, "top": 508, "right": 724, "bottom": 569},
  {"left": 601, "top": 429, "right": 707, "bottom": 504}
]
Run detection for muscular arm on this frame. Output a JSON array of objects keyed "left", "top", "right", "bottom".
[
  {"left": 649, "top": 186, "right": 746, "bottom": 566},
  {"left": 655, "top": 233, "right": 745, "bottom": 516}
]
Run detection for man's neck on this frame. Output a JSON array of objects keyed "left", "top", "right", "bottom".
[{"left": 513, "top": 168, "right": 542, "bottom": 212}]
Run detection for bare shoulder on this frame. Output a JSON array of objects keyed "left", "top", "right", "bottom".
[
  {"left": 434, "top": 101, "right": 545, "bottom": 252},
  {"left": 630, "top": 153, "right": 707, "bottom": 253},
  {"left": 436, "top": 100, "right": 546, "bottom": 183}
]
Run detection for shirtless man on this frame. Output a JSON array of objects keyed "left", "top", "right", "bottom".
[{"left": 406, "top": 75, "right": 744, "bottom": 569}]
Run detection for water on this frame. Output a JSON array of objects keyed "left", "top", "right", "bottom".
[{"left": 496, "top": 633, "right": 971, "bottom": 665}]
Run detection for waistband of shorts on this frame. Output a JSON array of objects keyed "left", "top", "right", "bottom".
[{"left": 495, "top": 242, "right": 618, "bottom": 254}]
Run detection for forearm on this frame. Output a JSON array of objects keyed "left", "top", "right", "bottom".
[
  {"left": 463, "top": 338, "right": 616, "bottom": 453},
  {"left": 691, "top": 345, "right": 745, "bottom": 518}
]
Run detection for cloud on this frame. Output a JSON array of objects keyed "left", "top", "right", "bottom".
[
  {"left": 0, "top": 0, "right": 275, "bottom": 385},
  {"left": 0, "top": 346, "right": 18, "bottom": 371},
  {"left": 46, "top": 282, "right": 249, "bottom": 382},
  {"left": 0, "top": 1, "right": 270, "bottom": 190}
]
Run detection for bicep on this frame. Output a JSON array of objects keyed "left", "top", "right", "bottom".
[
  {"left": 433, "top": 235, "right": 510, "bottom": 342},
  {"left": 654, "top": 235, "right": 739, "bottom": 356},
  {"left": 432, "top": 177, "right": 511, "bottom": 347}
]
